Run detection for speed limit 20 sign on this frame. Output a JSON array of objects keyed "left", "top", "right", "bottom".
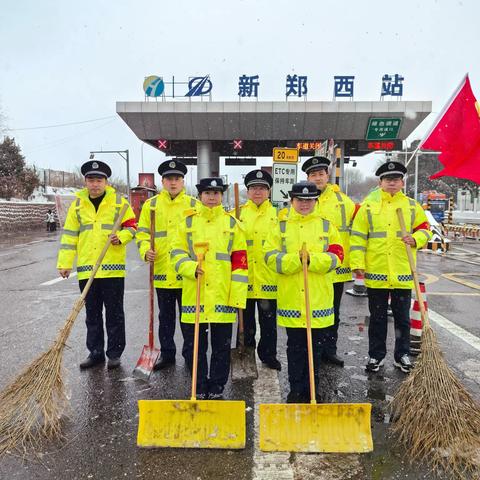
[{"left": 272, "top": 147, "right": 298, "bottom": 164}]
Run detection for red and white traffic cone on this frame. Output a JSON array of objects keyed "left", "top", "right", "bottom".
[
  {"left": 346, "top": 271, "right": 368, "bottom": 297},
  {"left": 410, "top": 282, "right": 428, "bottom": 355}
]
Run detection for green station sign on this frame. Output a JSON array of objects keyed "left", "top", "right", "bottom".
[{"left": 365, "top": 117, "right": 402, "bottom": 140}]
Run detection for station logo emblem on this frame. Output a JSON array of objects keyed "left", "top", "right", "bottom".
[
  {"left": 185, "top": 75, "right": 213, "bottom": 97},
  {"left": 143, "top": 75, "right": 165, "bottom": 97}
]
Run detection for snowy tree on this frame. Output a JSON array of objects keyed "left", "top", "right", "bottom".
[{"left": 0, "top": 137, "right": 39, "bottom": 200}]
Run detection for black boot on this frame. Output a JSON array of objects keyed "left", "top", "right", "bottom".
[
  {"left": 322, "top": 353, "right": 344, "bottom": 367},
  {"left": 79, "top": 356, "right": 105, "bottom": 369},
  {"left": 153, "top": 357, "right": 176, "bottom": 370}
]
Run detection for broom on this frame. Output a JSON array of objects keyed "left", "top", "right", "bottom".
[
  {"left": 0, "top": 204, "right": 128, "bottom": 456},
  {"left": 391, "top": 208, "right": 480, "bottom": 478}
]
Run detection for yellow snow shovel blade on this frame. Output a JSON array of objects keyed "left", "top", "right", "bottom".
[
  {"left": 259, "top": 402, "right": 373, "bottom": 453},
  {"left": 137, "top": 399, "right": 246, "bottom": 449}
]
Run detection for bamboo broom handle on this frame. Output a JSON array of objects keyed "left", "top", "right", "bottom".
[
  {"left": 396, "top": 208, "right": 429, "bottom": 328},
  {"left": 79, "top": 203, "right": 129, "bottom": 303},
  {"left": 302, "top": 243, "right": 316, "bottom": 405}
]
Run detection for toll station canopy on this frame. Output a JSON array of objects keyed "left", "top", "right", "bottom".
[{"left": 116, "top": 100, "right": 432, "bottom": 157}]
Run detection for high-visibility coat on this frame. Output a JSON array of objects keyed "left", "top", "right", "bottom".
[
  {"left": 136, "top": 189, "right": 198, "bottom": 289},
  {"left": 170, "top": 204, "right": 248, "bottom": 324},
  {"left": 57, "top": 186, "right": 136, "bottom": 280},
  {"left": 315, "top": 183, "right": 355, "bottom": 283},
  {"left": 238, "top": 199, "right": 278, "bottom": 299},
  {"left": 263, "top": 208, "right": 343, "bottom": 329},
  {"left": 350, "top": 189, "right": 431, "bottom": 289}
]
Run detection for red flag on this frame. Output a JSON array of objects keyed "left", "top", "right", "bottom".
[{"left": 421, "top": 74, "right": 480, "bottom": 184}]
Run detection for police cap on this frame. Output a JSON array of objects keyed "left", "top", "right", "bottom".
[
  {"left": 81, "top": 160, "right": 112, "bottom": 179},
  {"left": 196, "top": 177, "right": 228, "bottom": 194},
  {"left": 375, "top": 161, "right": 407, "bottom": 179},
  {"left": 301, "top": 156, "right": 330, "bottom": 175},
  {"left": 288, "top": 181, "right": 319, "bottom": 200},
  {"left": 244, "top": 169, "right": 273, "bottom": 189},
  {"left": 158, "top": 159, "right": 188, "bottom": 178}
]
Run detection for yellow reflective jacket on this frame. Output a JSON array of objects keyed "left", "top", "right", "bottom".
[
  {"left": 136, "top": 189, "right": 198, "bottom": 289},
  {"left": 315, "top": 183, "right": 356, "bottom": 283},
  {"left": 238, "top": 199, "right": 278, "bottom": 299},
  {"left": 263, "top": 208, "right": 343, "bottom": 329},
  {"left": 170, "top": 204, "right": 248, "bottom": 324},
  {"left": 56, "top": 186, "right": 136, "bottom": 280},
  {"left": 350, "top": 189, "right": 432, "bottom": 289}
]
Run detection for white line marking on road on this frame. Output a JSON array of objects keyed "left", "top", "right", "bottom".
[
  {"left": 252, "top": 360, "right": 294, "bottom": 480},
  {"left": 429, "top": 309, "right": 480, "bottom": 352},
  {"left": 40, "top": 272, "right": 77, "bottom": 286}
]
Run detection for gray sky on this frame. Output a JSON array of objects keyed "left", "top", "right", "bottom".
[{"left": 1, "top": 0, "right": 479, "bottom": 187}]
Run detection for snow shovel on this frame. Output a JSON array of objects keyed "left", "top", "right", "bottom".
[
  {"left": 133, "top": 208, "right": 160, "bottom": 381},
  {"left": 231, "top": 183, "right": 258, "bottom": 381},
  {"left": 137, "top": 242, "right": 246, "bottom": 449},
  {"left": 259, "top": 243, "right": 373, "bottom": 453}
]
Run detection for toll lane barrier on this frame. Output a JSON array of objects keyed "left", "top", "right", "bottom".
[{"left": 443, "top": 223, "right": 480, "bottom": 240}]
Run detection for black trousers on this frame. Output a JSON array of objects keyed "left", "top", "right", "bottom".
[
  {"left": 285, "top": 327, "right": 327, "bottom": 397},
  {"left": 182, "top": 323, "right": 232, "bottom": 395},
  {"left": 79, "top": 277, "right": 125, "bottom": 360},
  {"left": 243, "top": 298, "right": 277, "bottom": 361},
  {"left": 367, "top": 288, "right": 411, "bottom": 362},
  {"left": 323, "top": 282, "right": 345, "bottom": 356},
  {"left": 156, "top": 288, "right": 184, "bottom": 361}
]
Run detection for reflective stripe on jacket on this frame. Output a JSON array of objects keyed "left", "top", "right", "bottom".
[
  {"left": 56, "top": 186, "right": 136, "bottom": 280},
  {"left": 315, "top": 183, "right": 355, "bottom": 283},
  {"left": 263, "top": 208, "right": 343, "bottom": 329},
  {"left": 350, "top": 189, "right": 432, "bottom": 289},
  {"left": 136, "top": 189, "right": 197, "bottom": 288},
  {"left": 238, "top": 199, "right": 278, "bottom": 299},
  {"left": 170, "top": 204, "right": 248, "bottom": 324}
]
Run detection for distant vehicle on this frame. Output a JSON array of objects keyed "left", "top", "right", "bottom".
[{"left": 419, "top": 190, "right": 448, "bottom": 223}]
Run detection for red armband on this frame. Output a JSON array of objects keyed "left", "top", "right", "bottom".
[
  {"left": 121, "top": 218, "right": 137, "bottom": 230},
  {"left": 327, "top": 244, "right": 344, "bottom": 263},
  {"left": 413, "top": 221, "right": 429, "bottom": 232},
  {"left": 352, "top": 204, "right": 361, "bottom": 220},
  {"left": 231, "top": 250, "right": 248, "bottom": 270}
]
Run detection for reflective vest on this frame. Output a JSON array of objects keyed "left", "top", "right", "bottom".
[
  {"left": 170, "top": 204, "right": 248, "bottom": 324},
  {"left": 263, "top": 208, "right": 343, "bottom": 329},
  {"left": 350, "top": 189, "right": 432, "bottom": 289},
  {"left": 136, "top": 189, "right": 197, "bottom": 289},
  {"left": 315, "top": 183, "right": 356, "bottom": 283},
  {"left": 56, "top": 186, "right": 136, "bottom": 280},
  {"left": 238, "top": 199, "right": 278, "bottom": 299}
]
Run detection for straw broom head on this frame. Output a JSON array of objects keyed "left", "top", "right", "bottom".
[
  {"left": 391, "top": 323, "right": 480, "bottom": 478},
  {"left": 0, "top": 205, "right": 128, "bottom": 456},
  {"left": 0, "top": 300, "right": 81, "bottom": 456}
]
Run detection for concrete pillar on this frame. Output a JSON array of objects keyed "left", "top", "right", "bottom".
[
  {"left": 211, "top": 151, "right": 220, "bottom": 177},
  {"left": 334, "top": 142, "right": 345, "bottom": 191},
  {"left": 197, "top": 141, "right": 212, "bottom": 182}
]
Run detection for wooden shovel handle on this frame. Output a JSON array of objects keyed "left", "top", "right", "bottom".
[
  {"left": 233, "top": 183, "right": 246, "bottom": 348},
  {"left": 301, "top": 242, "right": 316, "bottom": 405},
  {"left": 191, "top": 242, "right": 209, "bottom": 400},
  {"left": 396, "top": 208, "right": 429, "bottom": 328},
  {"left": 148, "top": 208, "right": 155, "bottom": 349}
]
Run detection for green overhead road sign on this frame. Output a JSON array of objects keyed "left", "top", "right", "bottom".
[{"left": 365, "top": 117, "right": 402, "bottom": 140}]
